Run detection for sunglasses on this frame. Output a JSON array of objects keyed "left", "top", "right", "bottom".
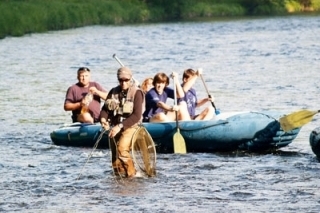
[{"left": 118, "top": 78, "right": 131, "bottom": 83}]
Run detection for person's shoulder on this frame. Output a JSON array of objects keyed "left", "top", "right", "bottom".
[
  {"left": 135, "top": 88, "right": 144, "bottom": 96},
  {"left": 146, "top": 88, "right": 157, "bottom": 95},
  {"left": 90, "top": 81, "right": 102, "bottom": 87},
  {"left": 109, "top": 86, "right": 120, "bottom": 92},
  {"left": 68, "top": 83, "right": 81, "bottom": 90},
  {"left": 108, "top": 85, "right": 123, "bottom": 94},
  {"left": 164, "top": 87, "right": 173, "bottom": 93}
]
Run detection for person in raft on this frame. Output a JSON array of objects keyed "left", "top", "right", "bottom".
[
  {"left": 64, "top": 67, "right": 108, "bottom": 124},
  {"left": 140, "top": 77, "right": 153, "bottom": 94},
  {"left": 143, "top": 72, "right": 190, "bottom": 122},
  {"left": 179, "top": 68, "right": 215, "bottom": 120}
]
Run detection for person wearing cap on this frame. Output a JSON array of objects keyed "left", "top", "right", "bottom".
[
  {"left": 64, "top": 67, "right": 108, "bottom": 123},
  {"left": 143, "top": 72, "right": 190, "bottom": 122},
  {"left": 100, "top": 66, "right": 145, "bottom": 178},
  {"left": 179, "top": 68, "right": 214, "bottom": 120}
]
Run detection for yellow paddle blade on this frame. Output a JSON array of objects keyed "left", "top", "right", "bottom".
[
  {"left": 279, "top": 110, "right": 319, "bottom": 132},
  {"left": 173, "top": 128, "right": 186, "bottom": 154}
]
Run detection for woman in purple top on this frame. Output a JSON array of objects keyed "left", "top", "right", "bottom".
[
  {"left": 143, "top": 72, "right": 190, "bottom": 122},
  {"left": 179, "top": 68, "right": 214, "bottom": 120},
  {"left": 64, "top": 67, "right": 108, "bottom": 123}
]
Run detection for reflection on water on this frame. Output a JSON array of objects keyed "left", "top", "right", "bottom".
[{"left": 0, "top": 16, "right": 320, "bottom": 212}]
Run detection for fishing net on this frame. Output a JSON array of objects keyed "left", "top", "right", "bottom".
[{"left": 131, "top": 126, "right": 156, "bottom": 177}]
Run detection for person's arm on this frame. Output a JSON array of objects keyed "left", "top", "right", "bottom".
[
  {"left": 157, "top": 101, "right": 178, "bottom": 112},
  {"left": 196, "top": 98, "right": 210, "bottom": 108},
  {"left": 175, "top": 79, "right": 185, "bottom": 99},
  {"left": 89, "top": 83, "right": 108, "bottom": 100},
  {"left": 182, "top": 69, "right": 202, "bottom": 93},
  {"left": 64, "top": 102, "right": 82, "bottom": 111},
  {"left": 90, "top": 88, "right": 108, "bottom": 100},
  {"left": 99, "top": 90, "right": 114, "bottom": 129},
  {"left": 171, "top": 72, "right": 185, "bottom": 98},
  {"left": 100, "top": 104, "right": 110, "bottom": 120},
  {"left": 100, "top": 108, "right": 110, "bottom": 130},
  {"left": 182, "top": 75, "right": 197, "bottom": 93},
  {"left": 64, "top": 86, "right": 83, "bottom": 111}
]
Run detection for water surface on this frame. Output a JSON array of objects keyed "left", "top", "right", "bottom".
[{"left": 0, "top": 16, "right": 320, "bottom": 212}]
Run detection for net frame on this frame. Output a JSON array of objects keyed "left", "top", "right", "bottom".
[{"left": 131, "top": 126, "right": 157, "bottom": 177}]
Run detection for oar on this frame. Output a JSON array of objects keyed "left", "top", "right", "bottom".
[
  {"left": 112, "top": 54, "right": 140, "bottom": 86},
  {"left": 198, "top": 68, "right": 219, "bottom": 114},
  {"left": 172, "top": 74, "right": 186, "bottom": 154},
  {"left": 279, "top": 109, "right": 320, "bottom": 132}
]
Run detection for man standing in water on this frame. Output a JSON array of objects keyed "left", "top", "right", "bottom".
[
  {"left": 64, "top": 67, "right": 108, "bottom": 123},
  {"left": 100, "top": 67, "right": 145, "bottom": 178}
]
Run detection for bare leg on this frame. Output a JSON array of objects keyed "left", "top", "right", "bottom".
[
  {"left": 77, "top": 112, "right": 94, "bottom": 123},
  {"left": 195, "top": 106, "right": 215, "bottom": 120},
  {"left": 150, "top": 112, "right": 170, "bottom": 122},
  {"left": 177, "top": 101, "right": 191, "bottom": 121}
]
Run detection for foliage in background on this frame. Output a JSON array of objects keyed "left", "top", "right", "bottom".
[{"left": 0, "top": 0, "right": 319, "bottom": 39}]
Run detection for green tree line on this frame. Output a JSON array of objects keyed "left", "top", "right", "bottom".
[{"left": 1, "top": 0, "right": 320, "bottom": 39}]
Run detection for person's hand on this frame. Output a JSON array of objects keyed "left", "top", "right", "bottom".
[
  {"left": 171, "top": 105, "right": 179, "bottom": 112},
  {"left": 207, "top": 97, "right": 213, "bottom": 102},
  {"left": 100, "top": 118, "right": 110, "bottom": 130},
  {"left": 108, "top": 125, "right": 121, "bottom": 138},
  {"left": 170, "top": 72, "right": 178, "bottom": 79},
  {"left": 89, "top": 87, "right": 98, "bottom": 94},
  {"left": 197, "top": 68, "right": 203, "bottom": 76}
]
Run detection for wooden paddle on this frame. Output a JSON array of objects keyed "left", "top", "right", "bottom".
[
  {"left": 172, "top": 74, "right": 186, "bottom": 154},
  {"left": 198, "top": 69, "right": 218, "bottom": 113},
  {"left": 279, "top": 109, "right": 320, "bottom": 132}
]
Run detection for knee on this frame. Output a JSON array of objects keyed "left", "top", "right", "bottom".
[
  {"left": 78, "top": 113, "right": 94, "bottom": 123},
  {"left": 207, "top": 106, "right": 214, "bottom": 113},
  {"left": 151, "top": 112, "right": 167, "bottom": 122}
]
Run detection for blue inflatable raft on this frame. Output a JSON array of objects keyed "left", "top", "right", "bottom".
[{"left": 50, "top": 111, "right": 301, "bottom": 153}]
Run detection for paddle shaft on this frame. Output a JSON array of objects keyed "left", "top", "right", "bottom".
[
  {"left": 172, "top": 75, "right": 186, "bottom": 154},
  {"left": 112, "top": 54, "right": 139, "bottom": 85},
  {"left": 173, "top": 76, "right": 179, "bottom": 128},
  {"left": 199, "top": 74, "right": 217, "bottom": 111},
  {"left": 113, "top": 54, "right": 125, "bottom": 67}
]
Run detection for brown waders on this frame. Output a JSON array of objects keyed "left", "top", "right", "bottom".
[{"left": 110, "top": 125, "right": 139, "bottom": 177}]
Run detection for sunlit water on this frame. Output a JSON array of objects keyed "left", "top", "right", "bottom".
[{"left": 0, "top": 15, "right": 320, "bottom": 212}]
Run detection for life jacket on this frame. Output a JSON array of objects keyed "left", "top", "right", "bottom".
[{"left": 107, "top": 84, "right": 144, "bottom": 124}]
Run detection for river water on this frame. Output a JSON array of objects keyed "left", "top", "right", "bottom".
[{"left": 0, "top": 15, "right": 320, "bottom": 212}]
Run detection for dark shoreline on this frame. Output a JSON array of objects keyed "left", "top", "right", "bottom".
[{"left": 1, "top": 0, "right": 319, "bottom": 39}]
